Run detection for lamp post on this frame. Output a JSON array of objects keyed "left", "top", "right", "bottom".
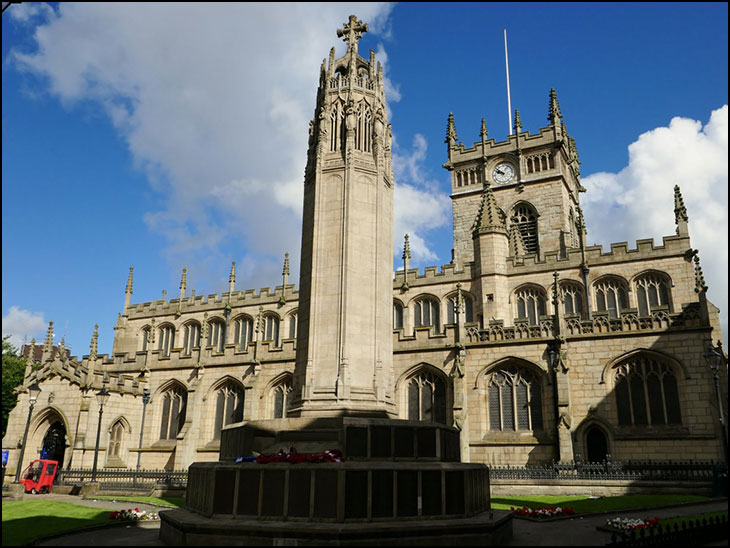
[
  {"left": 14, "top": 383, "right": 42, "bottom": 483},
  {"left": 546, "top": 340, "right": 562, "bottom": 462},
  {"left": 91, "top": 387, "right": 110, "bottom": 483},
  {"left": 133, "top": 388, "right": 151, "bottom": 487},
  {"left": 704, "top": 342, "right": 728, "bottom": 462}
]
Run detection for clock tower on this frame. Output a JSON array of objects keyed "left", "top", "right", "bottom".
[{"left": 444, "top": 89, "right": 584, "bottom": 268}]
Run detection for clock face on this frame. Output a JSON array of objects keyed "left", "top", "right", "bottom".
[{"left": 492, "top": 162, "right": 515, "bottom": 185}]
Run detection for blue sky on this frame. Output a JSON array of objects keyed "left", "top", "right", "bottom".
[{"left": 2, "top": 3, "right": 728, "bottom": 355}]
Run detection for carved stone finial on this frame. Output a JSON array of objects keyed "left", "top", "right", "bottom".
[
  {"left": 282, "top": 252, "right": 290, "bottom": 277},
  {"left": 402, "top": 234, "right": 411, "bottom": 261},
  {"left": 548, "top": 88, "right": 562, "bottom": 123},
  {"left": 513, "top": 109, "right": 522, "bottom": 133},
  {"left": 337, "top": 15, "right": 368, "bottom": 55},
  {"left": 44, "top": 321, "right": 54, "bottom": 353},
  {"left": 125, "top": 266, "right": 134, "bottom": 295},
  {"left": 674, "top": 185, "right": 689, "bottom": 225},
  {"left": 179, "top": 268, "right": 187, "bottom": 291},
  {"left": 445, "top": 112, "right": 458, "bottom": 146},
  {"left": 480, "top": 118, "right": 488, "bottom": 141},
  {"left": 90, "top": 324, "right": 99, "bottom": 361},
  {"left": 694, "top": 254, "right": 708, "bottom": 293},
  {"left": 26, "top": 338, "right": 37, "bottom": 368},
  {"left": 162, "top": 289, "right": 167, "bottom": 301}
]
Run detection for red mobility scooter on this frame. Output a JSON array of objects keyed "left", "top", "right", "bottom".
[{"left": 20, "top": 459, "right": 59, "bottom": 494}]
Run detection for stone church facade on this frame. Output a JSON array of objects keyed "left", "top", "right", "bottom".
[{"left": 3, "top": 18, "right": 727, "bottom": 479}]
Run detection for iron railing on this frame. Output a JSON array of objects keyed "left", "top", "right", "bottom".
[
  {"left": 56, "top": 467, "right": 187, "bottom": 489},
  {"left": 490, "top": 458, "right": 726, "bottom": 482},
  {"left": 607, "top": 514, "right": 728, "bottom": 546}
]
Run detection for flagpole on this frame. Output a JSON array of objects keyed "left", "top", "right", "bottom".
[{"left": 504, "top": 28, "right": 512, "bottom": 136}]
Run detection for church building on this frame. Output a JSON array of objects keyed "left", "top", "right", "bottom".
[{"left": 3, "top": 16, "right": 726, "bottom": 479}]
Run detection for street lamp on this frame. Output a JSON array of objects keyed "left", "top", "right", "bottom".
[
  {"left": 133, "top": 387, "right": 151, "bottom": 487},
  {"left": 704, "top": 342, "right": 728, "bottom": 462},
  {"left": 91, "top": 387, "right": 111, "bottom": 483},
  {"left": 14, "top": 383, "right": 42, "bottom": 483}
]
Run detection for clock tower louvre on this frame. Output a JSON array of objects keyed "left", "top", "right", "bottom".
[{"left": 446, "top": 89, "right": 585, "bottom": 269}]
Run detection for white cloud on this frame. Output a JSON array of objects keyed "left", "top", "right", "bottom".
[
  {"left": 582, "top": 105, "right": 728, "bottom": 341},
  {"left": 11, "top": 3, "right": 395, "bottom": 289},
  {"left": 2, "top": 306, "right": 47, "bottom": 349},
  {"left": 393, "top": 134, "right": 452, "bottom": 264}
]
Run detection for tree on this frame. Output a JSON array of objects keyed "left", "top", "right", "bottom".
[{"left": 2, "top": 336, "right": 27, "bottom": 439}]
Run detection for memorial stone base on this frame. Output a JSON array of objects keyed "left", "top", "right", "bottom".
[{"left": 159, "top": 418, "right": 512, "bottom": 545}]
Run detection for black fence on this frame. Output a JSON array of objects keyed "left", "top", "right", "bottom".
[
  {"left": 490, "top": 458, "right": 727, "bottom": 484},
  {"left": 56, "top": 467, "right": 187, "bottom": 489},
  {"left": 607, "top": 514, "right": 728, "bottom": 546}
]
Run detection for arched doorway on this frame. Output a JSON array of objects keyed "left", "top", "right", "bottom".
[
  {"left": 585, "top": 426, "right": 609, "bottom": 463},
  {"left": 41, "top": 421, "right": 66, "bottom": 468}
]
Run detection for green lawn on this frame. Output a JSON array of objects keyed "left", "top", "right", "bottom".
[
  {"left": 491, "top": 494, "right": 711, "bottom": 514},
  {"left": 93, "top": 495, "right": 185, "bottom": 508},
  {"left": 2, "top": 500, "right": 117, "bottom": 546}
]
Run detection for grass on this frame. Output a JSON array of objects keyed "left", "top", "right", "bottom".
[
  {"left": 2, "top": 500, "right": 117, "bottom": 546},
  {"left": 93, "top": 495, "right": 185, "bottom": 508},
  {"left": 491, "top": 494, "right": 711, "bottom": 514}
]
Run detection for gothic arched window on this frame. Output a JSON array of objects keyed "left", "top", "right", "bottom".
[
  {"left": 158, "top": 324, "right": 175, "bottom": 357},
  {"left": 407, "top": 370, "right": 447, "bottom": 424},
  {"left": 287, "top": 312, "right": 297, "bottom": 340},
  {"left": 213, "top": 382, "right": 244, "bottom": 440},
  {"left": 614, "top": 355, "right": 681, "bottom": 426},
  {"left": 414, "top": 297, "right": 440, "bottom": 330},
  {"left": 182, "top": 322, "right": 200, "bottom": 355},
  {"left": 271, "top": 377, "right": 293, "bottom": 419},
  {"left": 393, "top": 302, "right": 404, "bottom": 329},
  {"left": 262, "top": 314, "right": 280, "bottom": 346},
  {"left": 446, "top": 294, "right": 474, "bottom": 324},
  {"left": 511, "top": 204, "right": 539, "bottom": 255},
  {"left": 207, "top": 319, "right": 226, "bottom": 353},
  {"left": 561, "top": 282, "right": 585, "bottom": 318},
  {"left": 233, "top": 316, "right": 254, "bottom": 350},
  {"left": 514, "top": 286, "right": 547, "bottom": 326},
  {"left": 594, "top": 277, "right": 629, "bottom": 319},
  {"left": 635, "top": 273, "right": 672, "bottom": 317},
  {"left": 159, "top": 385, "right": 187, "bottom": 441},
  {"left": 487, "top": 366, "right": 543, "bottom": 431},
  {"left": 108, "top": 420, "right": 125, "bottom": 459},
  {"left": 140, "top": 326, "right": 151, "bottom": 352}
]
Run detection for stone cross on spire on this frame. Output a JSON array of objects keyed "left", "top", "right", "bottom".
[{"left": 337, "top": 15, "right": 368, "bottom": 55}]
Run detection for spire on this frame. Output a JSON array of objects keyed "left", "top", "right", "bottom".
[
  {"left": 337, "top": 14, "right": 368, "bottom": 56},
  {"left": 472, "top": 186, "right": 507, "bottom": 235},
  {"left": 229, "top": 261, "right": 236, "bottom": 294},
  {"left": 480, "top": 118, "right": 488, "bottom": 142},
  {"left": 548, "top": 88, "right": 562, "bottom": 124},
  {"left": 513, "top": 109, "right": 522, "bottom": 134},
  {"left": 445, "top": 112, "right": 458, "bottom": 147},
  {"left": 508, "top": 223, "right": 527, "bottom": 256},
  {"left": 674, "top": 185, "right": 689, "bottom": 237},
  {"left": 89, "top": 324, "right": 99, "bottom": 361},
  {"left": 124, "top": 266, "right": 134, "bottom": 312},
  {"left": 694, "top": 253, "right": 708, "bottom": 293}
]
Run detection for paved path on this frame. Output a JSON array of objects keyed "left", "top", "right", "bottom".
[{"left": 8, "top": 495, "right": 726, "bottom": 546}]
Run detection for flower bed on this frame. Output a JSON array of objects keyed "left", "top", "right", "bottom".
[
  {"left": 605, "top": 516, "right": 660, "bottom": 532},
  {"left": 109, "top": 508, "right": 159, "bottom": 522},
  {"left": 510, "top": 505, "right": 575, "bottom": 519}
]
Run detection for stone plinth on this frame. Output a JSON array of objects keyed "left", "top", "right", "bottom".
[
  {"left": 184, "top": 461, "right": 489, "bottom": 521},
  {"left": 219, "top": 417, "right": 461, "bottom": 462}
]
